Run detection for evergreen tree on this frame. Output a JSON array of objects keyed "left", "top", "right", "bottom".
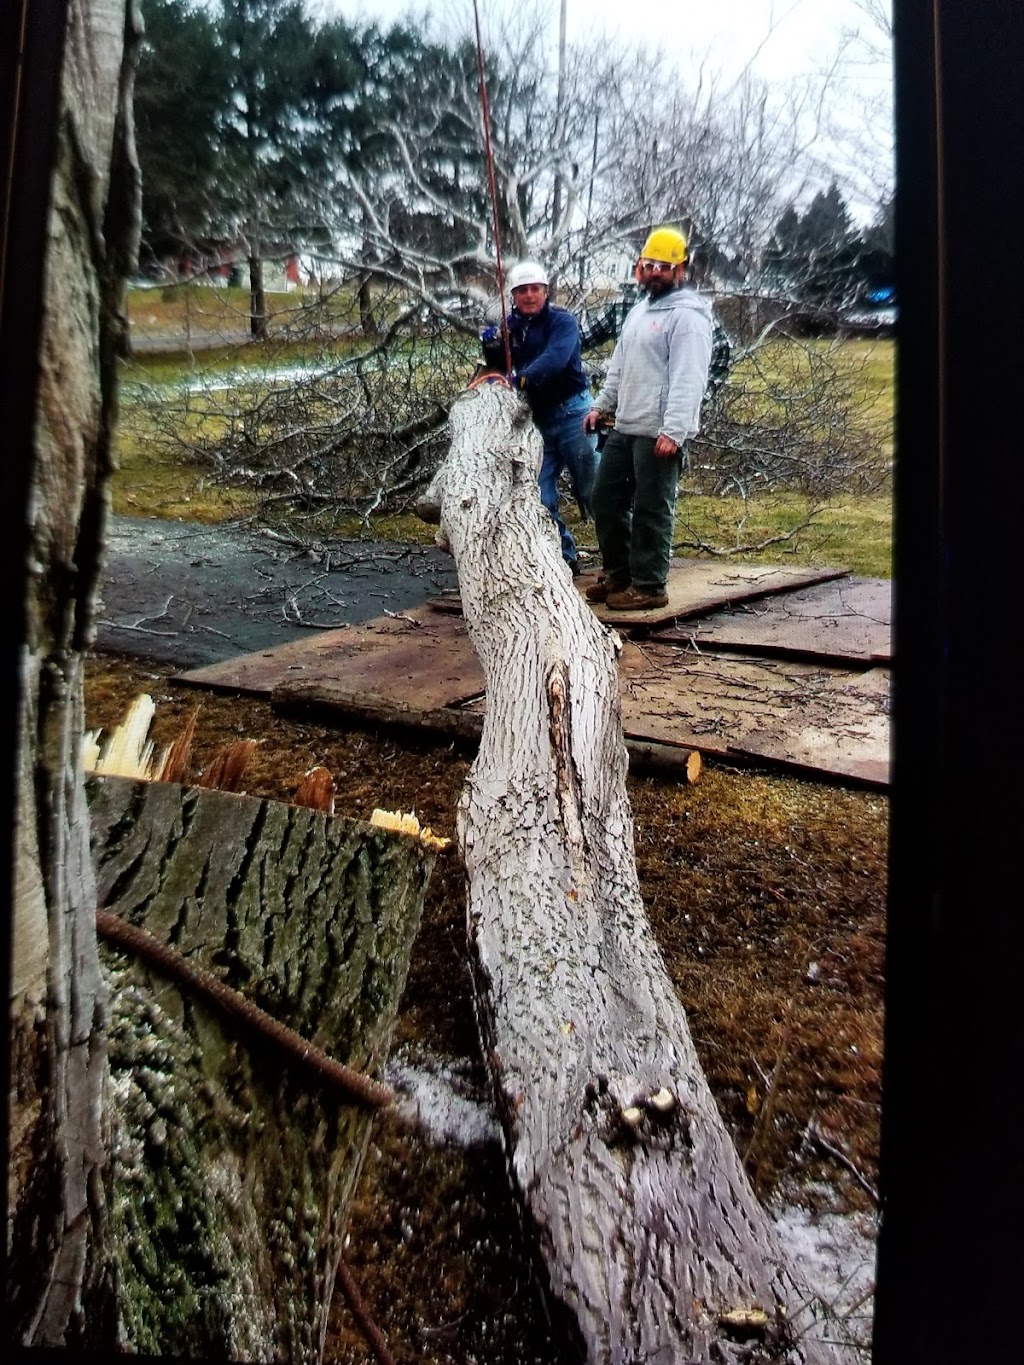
[
  {"left": 763, "top": 202, "right": 802, "bottom": 286},
  {"left": 765, "top": 183, "right": 865, "bottom": 315},
  {"left": 798, "top": 182, "right": 855, "bottom": 256},
  {"left": 859, "top": 194, "right": 895, "bottom": 304},
  {"left": 134, "top": 0, "right": 367, "bottom": 332},
  {"left": 134, "top": 0, "right": 228, "bottom": 266},
  {"left": 216, "top": 0, "right": 364, "bottom": 335}
]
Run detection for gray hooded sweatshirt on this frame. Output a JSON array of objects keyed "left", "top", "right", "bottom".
[{"left": 592, "top": 285, "right": 714, "bottom": 445}]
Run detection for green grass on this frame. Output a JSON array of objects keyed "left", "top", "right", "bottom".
[
  {"left": 111, "top": 433, "right": 257, "bottom": 523},
  {"left": 126, "top": 280, "right": 418, "bottom": 340},
  {"left": 319, "top": 491, "right": 893, "bottom": 579},
  {"left": 674, "top": 491, "right": 892, "bottom": 578},
  {"left": 127, "top": 284, "right": 297, "bottom": 335}
]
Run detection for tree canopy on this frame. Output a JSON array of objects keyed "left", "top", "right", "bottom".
[
  {"left": 133, "top": 0, "right": 891, "bottom": 310},
  {"left": 763, "top": 184, "right": 894, "bottom": 315}
]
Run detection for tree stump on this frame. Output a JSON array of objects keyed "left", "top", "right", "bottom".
[
  {"left": 429, "top": 382, "right": 856, "bottom": 1364},
  {"left": 87, "top": 775, "right": 432, "bottom": 1362}
]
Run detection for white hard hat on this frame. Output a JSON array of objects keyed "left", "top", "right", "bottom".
[{"left": 507, "top": 260, "right": 548, "bottom": 292}]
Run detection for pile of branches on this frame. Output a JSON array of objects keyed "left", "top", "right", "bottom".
[
  {"left": 125, "top": 280, "right": 891, "bottom": 552},
  {"left": 693, "top": 336, "right": 891, "bottom": 501},
  {"left": 126, "top": 277, "right": 483, "bottom": 536}
]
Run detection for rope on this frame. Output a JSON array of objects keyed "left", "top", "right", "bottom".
[
  {"left": 472, "top": 0, "right": 513, "bottom": 377},
  {"left": 466, "top": 370, "right": 513, "bottom": 391}
]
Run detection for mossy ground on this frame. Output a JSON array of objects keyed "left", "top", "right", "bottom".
[{"left": 84, "top": 651, "right": 886, "bottom": 1364}]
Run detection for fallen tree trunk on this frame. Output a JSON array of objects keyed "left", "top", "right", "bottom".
[
  {"left": 428, "top": 382, "right": 855, "bottom": 1364},
  {"left": 87, "top": 774, "right": 432, "bottom": 1362}
]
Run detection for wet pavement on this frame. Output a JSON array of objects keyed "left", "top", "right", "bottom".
[{"left": 95, "top": 515, "right": 459, "bottom": 671}]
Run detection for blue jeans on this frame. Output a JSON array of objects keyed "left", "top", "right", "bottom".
[{"left": 533, "top": 392, "right": 599, "bottom": 565}]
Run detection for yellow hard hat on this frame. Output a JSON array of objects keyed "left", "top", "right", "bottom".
[{"left": 639, "top": 226, "right": 688, "bottom": 265}]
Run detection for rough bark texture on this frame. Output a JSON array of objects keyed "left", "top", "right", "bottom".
[
  {"left": 87, "top": 774, "right": 431, "bottom": 1361},
  {"left": 435, "top": 383, "right": 856, "bottom": 1365},
  {"left": 8, "top": 0, "right": 141, "bottom": 1347}
]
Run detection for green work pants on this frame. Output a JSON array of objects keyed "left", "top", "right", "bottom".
[{"left": 591, "top": 429, "right": 683, "bottom": 593}]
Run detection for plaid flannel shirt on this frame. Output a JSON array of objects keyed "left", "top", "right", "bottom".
[{"left": 578, "top": 286, "right": 732, "bottom": 401}]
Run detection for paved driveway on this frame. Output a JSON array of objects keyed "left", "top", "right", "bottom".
[{"left": 95, "top": 516, "right": 458, "bottom": 670}]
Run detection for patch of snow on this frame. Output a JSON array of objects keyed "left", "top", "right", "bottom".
[
  {"left": 773, "top": 1199, "right": 877, "bottom": 1356},
  {"left": 386, "top": 1049, "right": 500, "bottom": 1148},
  {"left": 386, "top": 1046, "right": 878, "bottom": 1351}
]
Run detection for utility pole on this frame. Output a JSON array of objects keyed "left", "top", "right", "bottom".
[
  {"left": 579, "top": 107, "right": 599, "bottom": 292},
  {"left": 550, "top": 0, "right": 567, "bottom": 297}
]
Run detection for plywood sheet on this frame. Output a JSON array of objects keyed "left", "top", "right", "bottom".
[
  {"left": 177, "top": 606, "right": 484, "bottom": 706},
  {"left": 580, "top": 560, "right": 850, "bottom": 632},
  {"left": 177, "top": 593, "right": 890, "bottom": 788},
  {"left": 617, "top": 643, "right": 890, "bottom": 787},
  {"left": 656, "top": 577, "right": 891, "bottom": 664},
  {"left": 427, "top": 561, "right": 850, "bottom": 630}
]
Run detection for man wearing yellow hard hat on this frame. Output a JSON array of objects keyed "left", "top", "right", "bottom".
[{"left": 583, "top": 226, "right": 713, "bottom": 611}]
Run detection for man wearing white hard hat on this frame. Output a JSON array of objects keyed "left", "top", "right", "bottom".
[{"left": 480, "top": 261, "right": 598, "bottom": 574}]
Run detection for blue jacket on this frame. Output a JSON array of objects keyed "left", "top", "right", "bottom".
[{"left": 483, "top": 302, "right": 589, "bottom": 420}]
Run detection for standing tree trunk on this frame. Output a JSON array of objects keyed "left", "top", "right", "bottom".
[
  {"left": 7, "top": 0, "right": 141, "bottom": 1347},
  {"left": 249, "top": 244, "right": 267, "bottom": 339},
  {"left": 430, "top": 383, "right": 857, "bottom": 1364},
  {"left": 357, "top": 273, "right": 378, "bottom": 338}
]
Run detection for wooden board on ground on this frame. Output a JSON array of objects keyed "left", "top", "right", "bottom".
[
  {"left": 177, "top": 595, "right": 890, "bottom": 788},
  {"left": 428, "top": 561, "right": 850, "bottom": 629},
  {"left": 177, "top": 605, "right": 484, "bottom": 704},
  {"left": 616, "top": 643, "right": 891, "bottom": 788},
  {"left": 656, "top": 576, "right": 892, "bottom": 665},
  {"left": 395, "top": 641, "right": 890, "bottom": 788},
  {"left": 579, "top": 559, "right": 850, "bottom": 632}
]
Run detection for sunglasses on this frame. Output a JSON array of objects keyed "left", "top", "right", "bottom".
[{"left": 638, "top": 258, "right": 677, "bottom": 273}]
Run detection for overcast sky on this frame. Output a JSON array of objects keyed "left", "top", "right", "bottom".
[
  {"left": 317, "top": 0, "right": 891, "bottom": 88},
  {"left": 315, "top": 0, "right": 893, "bottom": 218}
]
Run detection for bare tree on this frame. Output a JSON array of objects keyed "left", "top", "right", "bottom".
[
  {"left": 683, "top": 335, "right": 892, "bottom": 554},
  {"left": 808, "top": 1, "right": 894, "bottom": 222}
]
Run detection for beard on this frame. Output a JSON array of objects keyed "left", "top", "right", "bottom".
[{"left": 640, "top": 274, "right": 675, "bottom": 297}]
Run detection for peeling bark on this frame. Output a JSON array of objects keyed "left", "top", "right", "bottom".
[{"left": 433, "top": 383, "right": 856, "bottom": 1364}]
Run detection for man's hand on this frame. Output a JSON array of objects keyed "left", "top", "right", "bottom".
[
  {"left": 654, "top": 434, "right": 680, "bottom": 456},
  {"left": 583, "top": 408, "right": 607, "bottom": 434}
]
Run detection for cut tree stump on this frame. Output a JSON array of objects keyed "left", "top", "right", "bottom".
[
  {"left": 426, "top": 382, "right": 857, "bottom": 1364},
  {"left": 87, "top": 774, "right": 433, "bottom": 1363}
]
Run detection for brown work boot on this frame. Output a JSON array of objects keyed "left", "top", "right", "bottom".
[
  {"left": 605, "top": 585, "right": 669, "bottom": 611},
  {"left": 585, "top": 575, "right": 629, "bottom": 603}
]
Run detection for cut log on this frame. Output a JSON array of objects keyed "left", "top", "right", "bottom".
[
  {"left": 87, "top": 774, "right": 432, "bottom": 1363},
  {"left": 273, "top": 682, "right": 701, "bottom": 783},
  {"left": 273, "top": 683, "right": 485, "bottom": 746},
  {"left": 427, "top": 382, "right": 856, "bottom": 1364},
  {"left": 624, "top": 738, "right": 703, "bottom": 784}
]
